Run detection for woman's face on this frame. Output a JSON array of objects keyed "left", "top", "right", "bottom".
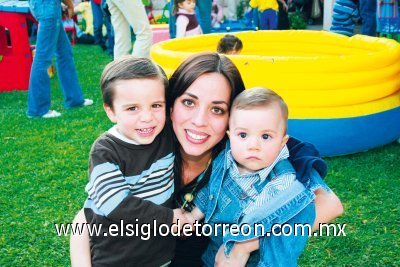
[{"left": 171, "top": 73, "right": 231, "bottom": 159}]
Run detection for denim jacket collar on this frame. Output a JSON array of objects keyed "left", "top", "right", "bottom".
[{"left": 225, "top": 144, "right": 290, "bottom": 183}]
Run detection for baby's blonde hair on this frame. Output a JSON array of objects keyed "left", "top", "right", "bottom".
[{"left": 231, "top": 87, "right": 289, "bottom": 132}]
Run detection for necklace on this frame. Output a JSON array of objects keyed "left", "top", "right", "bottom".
[{"left": 180, "top": 158, "right": 212, "bottom": 210}]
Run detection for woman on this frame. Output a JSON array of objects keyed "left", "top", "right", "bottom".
[{"left": 70, "top": 52, "right": 343, "bottom": 266}]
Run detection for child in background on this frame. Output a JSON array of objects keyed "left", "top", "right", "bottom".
[
  {"left": 62, "top": 4, "right": 95, "bottom": 44},
  {"left": 330, "top": 0, "right": 360, "bottom": 36},
  {"left": 211, "top": 0, "right": 224, "bottom": 28},
  {"left": 74, "top": 0, "right": 94, "bottom": 38},
  {"left": 185, "top": 88, "right": 319, "bottom": 266},
  {"left": 250, "top": 0, "right": 288, "bottom": 30},
  {"left": 217, "top": 34, "right": 243, "bottom": 54},
  {"left": 83, "top": 56, "right": 184, "bottom": 266},
  {"left": 173, "top": 0, "right": 202, "bottom": 38}
]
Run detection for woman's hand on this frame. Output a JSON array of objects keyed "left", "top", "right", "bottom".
[
  {"left": 215, "top": 239, "right": 259, "bottom": 267},
  {"left": 313, "top": 188, "right": 344, "bottom": 231},
  {"left": 70, "top": 209, "right": 91, "bottom": 267}
]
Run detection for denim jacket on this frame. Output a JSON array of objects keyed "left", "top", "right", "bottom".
[{"left": 194, "top": 140, "right": 329, "bottom": 266}]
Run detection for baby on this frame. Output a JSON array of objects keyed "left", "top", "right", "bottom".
[{"left": 186, "top": 87, "right": 316, "bottom": 266}]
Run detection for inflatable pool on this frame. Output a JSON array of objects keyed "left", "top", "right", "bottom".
[{"left": 151, "top": 30, "right": 400, "bottom": 156}]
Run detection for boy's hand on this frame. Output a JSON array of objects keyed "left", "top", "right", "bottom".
[{"left": 172, "top": 208, "right": 187, "bottom": 226}]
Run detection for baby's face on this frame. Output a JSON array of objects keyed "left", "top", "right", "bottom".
[
  {"left": 229, "top": 105, "right": 288, "bottom": 174},
  {"left": 179, "top": 0, "right": 196, "bottom": 12}
]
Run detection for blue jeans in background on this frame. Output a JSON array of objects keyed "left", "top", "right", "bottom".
[
  {"left": 259, "top": 8, "right": 278, "bottom": 30},
  {"left": 92, "top": 0, "right": 114, "bottom": 54},
  {"left": 360, "top": 0, "right": 377, "bottom": 36},
  {"left": 27, "top": 1, "right": 84, "bottom": 117}
]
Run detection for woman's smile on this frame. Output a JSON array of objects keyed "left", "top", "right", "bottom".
[{"left": 185, "top": 129, "right": 210, "bottom": 144}]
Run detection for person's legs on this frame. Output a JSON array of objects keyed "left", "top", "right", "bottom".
[
  {"left": 168, "top": 1, "right": 176, "bottom": 38},
  {"left": 54, "top": 18, "right": 84, "bottom": 108},
  {"left": 91, "top": 0, "right": 106, "bottom": 49},
  {"left": 359, "top": 0, "right": 377, "bottom": 36},
  {"left": 107, "top": 0, "right": 132, "bottom": 58},
  {"left": 103, "top": 10, "right": 114, "bottom": 56},
  {"left": 259, "top": 9, "right": 269, "bottom": 29},
  {"left": 27, "top": 18, "right": 59, "bottom": 117},
  {"left": 114, "top": 0, "right": 152, "bottom": 58},
  {"left": 196, "top": 0, "right": 212, "bottom": 33},
  {"left": 266, "top": 9, "right": 278, "bottom": 30}
]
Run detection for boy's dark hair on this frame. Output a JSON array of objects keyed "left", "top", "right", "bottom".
[
  {"left": 100, "top": 56, "right": 168, "bottom": 109},
  {"left": 217, "top": 34, "right": 243, "bottom": 54},
  {"left": 232, "top": 87, "right": 289, "bottom": 133},
  {"left": 173, "top": 0, "right": 192, "bottom": 15}
]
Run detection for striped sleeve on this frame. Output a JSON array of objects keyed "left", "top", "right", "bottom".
[
  {"left": 85, "top": 141, "right": 132, "bottom": 217},
  {"left": 84, "top": 137, "right": 173, "bottom": 225},
  {"left": 85, "top": 161, "right": 130, "bottom": 216}
]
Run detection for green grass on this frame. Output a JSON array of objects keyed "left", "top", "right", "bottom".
[{"left": 1, "top": 45, "right": 399, "bottom": 265}]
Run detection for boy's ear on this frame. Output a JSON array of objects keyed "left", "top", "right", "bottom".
[
  {"left": 281, "top": 134, "right": 289, "bottom": 148},
  {"left": 104, "top": 104, "right": 117, "bottom": 123},
  {"left": 226, "top": 130, "right": 230, "bottom": 138}
]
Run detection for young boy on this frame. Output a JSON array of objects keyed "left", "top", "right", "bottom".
[
  {"left": 83, "top": 56, "right": 181, "bottom": 266},
  {"left": 185, "top": 87, "right": 316, "bottom": 266}
]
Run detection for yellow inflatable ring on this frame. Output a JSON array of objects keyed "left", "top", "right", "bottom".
[{"left": 151, "top": 30, "right": 400, "bottom": 156}]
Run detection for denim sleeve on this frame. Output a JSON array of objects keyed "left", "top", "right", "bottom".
[
  {"left": 222, "top": 186, "right": 316, "bottom": 256},
  {"left": 307, "top": 168, "right": 331, "bottom": 193}
]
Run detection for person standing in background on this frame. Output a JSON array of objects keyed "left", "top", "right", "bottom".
[
  {"left": 359, "top": 0, "right": 376, "bottom": 36},
  {"left": 91, "top": 0, "right": 114, "bottom": 56},
  {"left": 250, "top": 0, "right": 289, "bottom": 30},
  {"left": 27, "top": 0, "right": 93, "bottom": 118},
  {"left": 106, "top": 0, "right": 152, "bottom": 59}
]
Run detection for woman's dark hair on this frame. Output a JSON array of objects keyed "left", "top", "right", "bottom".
[
  {"left": 216, "top": 34, "right": 243, "bottom": 54},
  {"left": 168, "top": 52, "right": 245, "bottom": 189}
]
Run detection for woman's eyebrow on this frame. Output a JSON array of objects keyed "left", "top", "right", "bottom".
[
  {"left": 212, "top": 100, "right": 228, "bottom": 106},
  {"left": 183, "top": 93, "right": 228, "bottom": 106},
  {"left": 183, "top": 92, "right": 198, "bottom": 99}
]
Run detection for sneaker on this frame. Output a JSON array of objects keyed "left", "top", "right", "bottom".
[
  {"left": 83, "top": 99, "right": 93, "bottom": 106},
  {"left": 41, "top": 110, "right": 61, "bottom": 118}
]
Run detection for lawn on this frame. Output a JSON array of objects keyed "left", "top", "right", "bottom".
[{"left": 0, "top": 45, "right": 399, "bottom": 266}]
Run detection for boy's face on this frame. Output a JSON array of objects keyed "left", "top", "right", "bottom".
[
  {"left": 229, "top": 104, "right": 288, "bottom": 174},
  {"left": 104, "top": 78, "right": 166, "bottom": 145},
  {"left": 179, "top": 0, "right": 196, "bottom": 12}
]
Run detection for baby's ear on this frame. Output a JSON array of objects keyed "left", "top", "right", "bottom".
[{"left": 281, "top": 134, "right": 289, "bottom": 147}]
